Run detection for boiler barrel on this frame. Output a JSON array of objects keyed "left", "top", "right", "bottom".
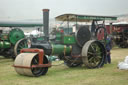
[
  {"left": 31, "top": 43, "right": 72, "bottom": 56},
  {"left": 51, "top": 44, "right": 72, "bottom": 55},
  {"left": 0, "top": 41, "right": 11, "bottom": 48}
]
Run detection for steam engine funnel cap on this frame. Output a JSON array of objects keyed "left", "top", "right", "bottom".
[{"left": 42, "top": 9, "right": 49, "bottom": 12}]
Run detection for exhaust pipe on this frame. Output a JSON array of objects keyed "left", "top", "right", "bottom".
[{"left": 43, "top": 9, "right": 49, "bottom": 41}]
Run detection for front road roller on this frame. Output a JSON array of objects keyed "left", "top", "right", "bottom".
[{"left": 13, "top": 49, "right": 51, "bottom": 77}]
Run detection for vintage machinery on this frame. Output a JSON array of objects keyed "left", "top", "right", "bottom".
[
  {"left": 112, "top": 24, "right": 128, "bottom": 48},
  {"left": 0, "top": 28, "right": 25, "bottom": 58},
  {"left": 0, "top": 22, "right": 43, "bottom": 58},
  {"left": 13, "top": 9, "right": 117, "bottom": 77}
]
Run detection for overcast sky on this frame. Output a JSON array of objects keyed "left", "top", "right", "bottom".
[{"left": 0, "top": 0, "right": 128, "bottom": 20}]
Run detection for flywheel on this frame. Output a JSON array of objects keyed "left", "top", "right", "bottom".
[{"left": 75, "top": 26, "right": 91, "bottom": 47}]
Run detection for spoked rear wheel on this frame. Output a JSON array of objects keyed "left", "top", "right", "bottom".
[
  {"left": 82, "top": 40, "right": 106, "bottom": 68},
  {"left": 14, "top": 38, "right": 30, "bottom": 58}
]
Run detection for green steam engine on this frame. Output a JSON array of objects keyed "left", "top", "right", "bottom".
[
  {"left": 13, "top": 9, "right": 117, "bottom": 77},
  {"left": 0, "top": 28, "right": 24, "bottom": 58},
  {"left": 0, "top": 22, "right": 43, "bottom": 58}
]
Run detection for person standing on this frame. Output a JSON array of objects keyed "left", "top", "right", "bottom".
[{"left": 105, "top": 35, "right": 112, "bottom": 64}]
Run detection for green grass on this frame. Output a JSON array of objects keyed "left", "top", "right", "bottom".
[{"left": 0, "top": 48, "right": 128, "bottom": 85}]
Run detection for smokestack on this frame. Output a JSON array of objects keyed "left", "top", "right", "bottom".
[{"left": 43, "top": 9, "right": 49, "bottom": 41}]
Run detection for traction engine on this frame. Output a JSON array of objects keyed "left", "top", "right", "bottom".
[{"left": 13, "top": 9, "right": 117, "bottom": 77}]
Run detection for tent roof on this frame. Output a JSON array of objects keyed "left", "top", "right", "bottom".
[{"left": 0, "top": 21, "right": 43, "bottom": 27}]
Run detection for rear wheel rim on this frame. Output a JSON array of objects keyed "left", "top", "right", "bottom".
[
  {"left": 87, "top": 42, "right": 104, "bottom": 67},
  {"left": 82, "top": 40, "right": 106, "bottom": 68},
  {"left": 14, "top": 38, "right": 28, "bottom": 56}
]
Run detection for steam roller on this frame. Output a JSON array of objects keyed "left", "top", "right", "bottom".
[
  {"left": 13, "top": 8, "right": 116, "bottom": 77},
  {"left": 13, "top": 26, "right": 106, "bottom": 76}
]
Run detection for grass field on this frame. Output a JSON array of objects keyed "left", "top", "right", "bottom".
[{"left": 0, "top": 48, "right": 128, "bottom": 85}]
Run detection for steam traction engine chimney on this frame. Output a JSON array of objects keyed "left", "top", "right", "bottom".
[{"left": 43, "top": 9, "right": 49, "bottom": 41}]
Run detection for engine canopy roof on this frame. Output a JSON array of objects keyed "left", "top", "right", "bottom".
[{"left": 55, "top": 14, "right": 117, "bottom": 22}]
